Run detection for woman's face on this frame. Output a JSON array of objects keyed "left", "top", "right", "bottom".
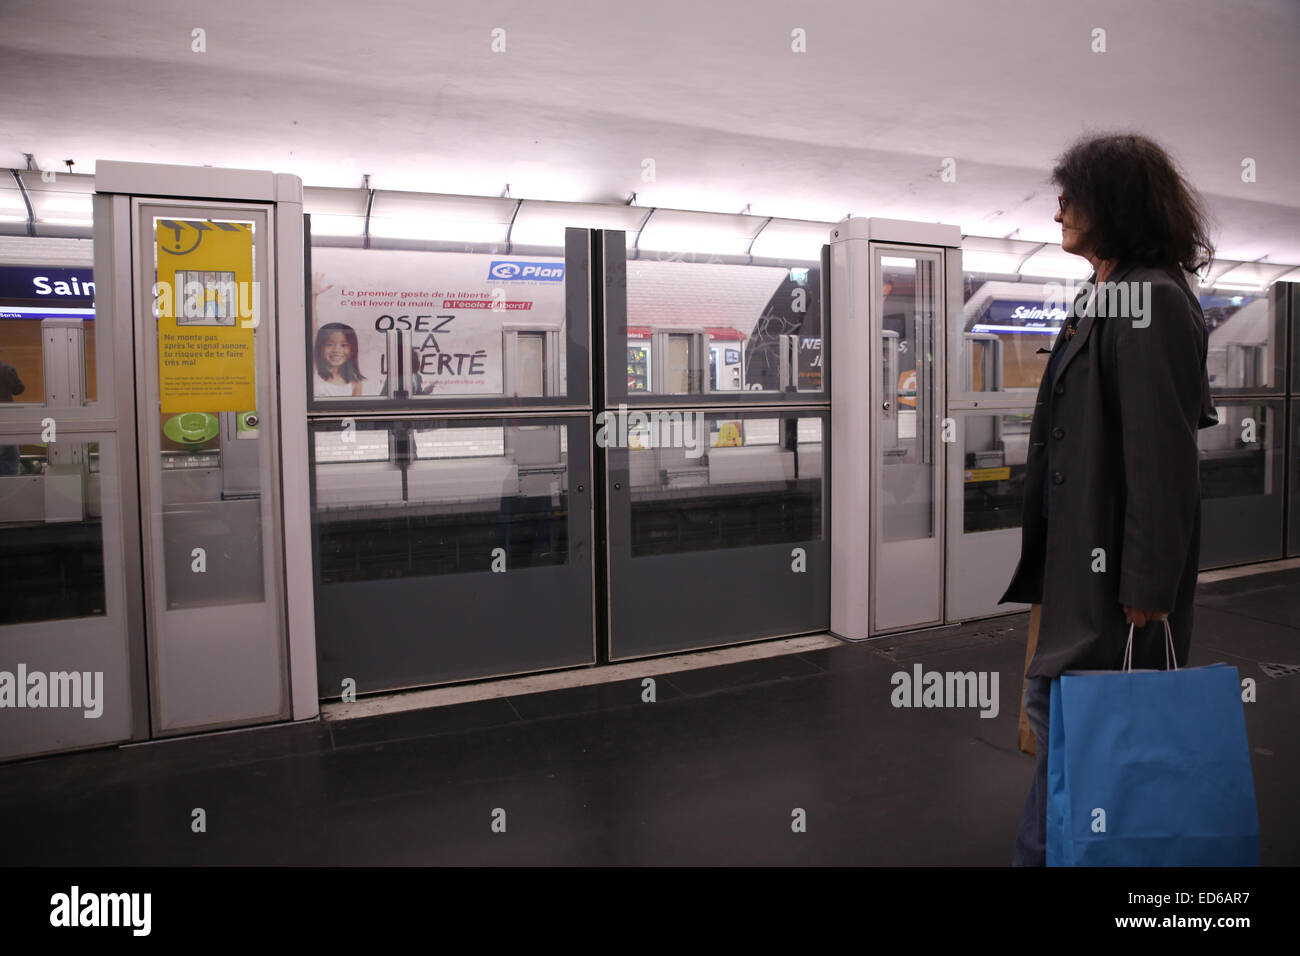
[
  {"left": 322, "top": 331, "right": 351, "bottom": 367},
  {"left": 1055, "top": 198, "right": 1091, "bottom": 257}
]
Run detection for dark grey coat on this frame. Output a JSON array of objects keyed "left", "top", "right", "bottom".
[{"left": 999, "top": 261, "right": 1217, "bottom": 678}]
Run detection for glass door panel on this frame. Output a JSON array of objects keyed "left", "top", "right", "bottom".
[
  {"left": 0, "top": 440, "right": 106, "bottom": 623},
  {"left": 136, "top": 203, "right": 288, "bottom": 734},
  {"left": 872, "top": 249, "right": 943, "bottom": 631},
  {"left": 606, "top": 409, "right": 829, "bottom": 658},
  {"left": 309, "top": 414, "right": 594, "bottom": 693},
  {"left": 0, "top": 432, "right": 136, "bottom": 760},
  {"left": 1198, "top": 399, "right": 1285, "bottom": 567}
]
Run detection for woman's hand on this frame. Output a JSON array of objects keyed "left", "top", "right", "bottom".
[{"left": 1123, "top": 605, "right": 1167, "bottom": 627}]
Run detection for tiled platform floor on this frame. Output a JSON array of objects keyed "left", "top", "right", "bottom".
[{"left": 1, "top": 568, "right": 1295, "bottom": 865}]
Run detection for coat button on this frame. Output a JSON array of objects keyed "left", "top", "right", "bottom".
[
  {"left": 1053, "top": 472, "right": 1065, "bottom": 484},
  {"left": 1052, "top": 427, "right": 1064, "bottom": 439},
  {"left": 1053, "top": 382, "right": 1065, "bottom": 395}
]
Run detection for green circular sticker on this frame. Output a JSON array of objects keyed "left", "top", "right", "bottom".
[{"left": 164, "top": 412, "right": 219, "bottom": 444}]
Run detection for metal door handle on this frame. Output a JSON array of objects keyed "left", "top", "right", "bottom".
[{"left": 882, "top": 401, "right": 891, "bottom": 411}]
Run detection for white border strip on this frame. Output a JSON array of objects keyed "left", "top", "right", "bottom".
[
  {"left": 1198, "top": 556, "right": 1300, "bottom": 584},
  {"left": 322, "top": 634, "right": 841, "bottom": 722}
]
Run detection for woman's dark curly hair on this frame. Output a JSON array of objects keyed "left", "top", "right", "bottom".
[{"left": 1052, "top": 133, "right": 1214, "bottom": 274}]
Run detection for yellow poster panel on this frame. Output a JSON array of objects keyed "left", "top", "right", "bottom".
[{"left": 155, "top": 219, "right": 256, "bottom": 413}]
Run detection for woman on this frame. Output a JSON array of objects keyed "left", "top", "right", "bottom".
[
  {"left": 314, "top": 322, "right": 367, "bottom": 397},
  {"left": 1005, "top": 133, "right": 1218, "bottom": 866},
  {"left": 0, "top": 350, "right": 25, "bottom": 476},
  {"left": 0, "top": 350, "right": 24, "bottom": 403}
]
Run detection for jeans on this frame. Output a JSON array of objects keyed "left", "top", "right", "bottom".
[{"left": 1013, "top": 676, "right": 1052, "bottom": 866}]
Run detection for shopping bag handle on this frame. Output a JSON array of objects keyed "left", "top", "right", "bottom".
[{"left": 1122, "top": 619, "right": 1178, "bottom": 672}]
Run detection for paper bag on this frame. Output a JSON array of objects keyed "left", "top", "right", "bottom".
[{"left": 1018, "top": 604, "right": 1041, "bottom": 755}]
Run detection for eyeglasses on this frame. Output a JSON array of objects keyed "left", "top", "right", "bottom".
[{"left": 1057, "top": 195, "right": 1072, "bottom": 213}]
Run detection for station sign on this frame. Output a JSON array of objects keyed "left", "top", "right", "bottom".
[{"left": 0, "top": 266, "right": 95, "bottom": 302}]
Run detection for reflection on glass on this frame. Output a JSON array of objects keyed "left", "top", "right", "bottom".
[
  {"left": 1199, "top": 404, "right": 1271, "bottom": 499},
  {"left": 624, "top": 259, "right": 821, "bottom": 394},
  {"left": 629, "top": 414, "right": 823, "bottom": 556},
  {"left": 0, "top": 442, "right": 105, "bottom": 624},
  {"left": 627, "top": 342, "right": 650, "bottom": 391},
  {"left": 958, "top": 279, "right": 1279, "bottom": 395},
  {"left": 880, "top": 256, "right": 935, "bottom": 542},
  {"left": 962, "top": 413, "right": 1032, "bottom": 533},
  {"left": 516, "top": 332, "right": 545, "bottom": 397},
  {"left": 0, "top": 307, "right": 97, "bottom": 406},
  {"left": 960, "top": 277, "right": 1064, "bottom": 392},
  {"left": 311, "top": 419, "right": 569, "bottom": 582},
  {"left": 1201, "top": 292, "right": 1273, "bottom": 390},
  {"left": 717, "top": 341, "right": 760, "bottom": 390},
  {"left": 666, "top": 334, "right": 695, "bottom": 393},
  {"left": 413, "top": 426, "right": 503, "bottom": 459}
]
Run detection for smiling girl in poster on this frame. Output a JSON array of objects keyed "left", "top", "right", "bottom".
[{"left": 311, "top": 272, "right": 387, "bottom": 398}]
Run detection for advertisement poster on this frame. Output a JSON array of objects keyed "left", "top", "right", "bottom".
[
  {"left": 308, "top": 248, "right": 567, "bottom": 401},
  {"left": 155, "top": 219, "right": 256, "bottom": 413}
]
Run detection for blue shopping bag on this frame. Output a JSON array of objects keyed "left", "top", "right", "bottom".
[{"left": 1046, "top": 622, "right": 1259, "bottom": 866}]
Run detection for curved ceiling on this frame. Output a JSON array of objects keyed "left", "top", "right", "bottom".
[{"left": 2, "top": 0, "right": 1298, "bottom": 261}]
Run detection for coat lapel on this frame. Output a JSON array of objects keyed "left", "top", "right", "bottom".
[{"left": 1050, "top": 261, "right": 1139, "bottom": 387}]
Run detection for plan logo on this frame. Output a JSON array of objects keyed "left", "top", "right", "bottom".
[{"left": 488, "top": 261, "right": 564, "bottom": 282}]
